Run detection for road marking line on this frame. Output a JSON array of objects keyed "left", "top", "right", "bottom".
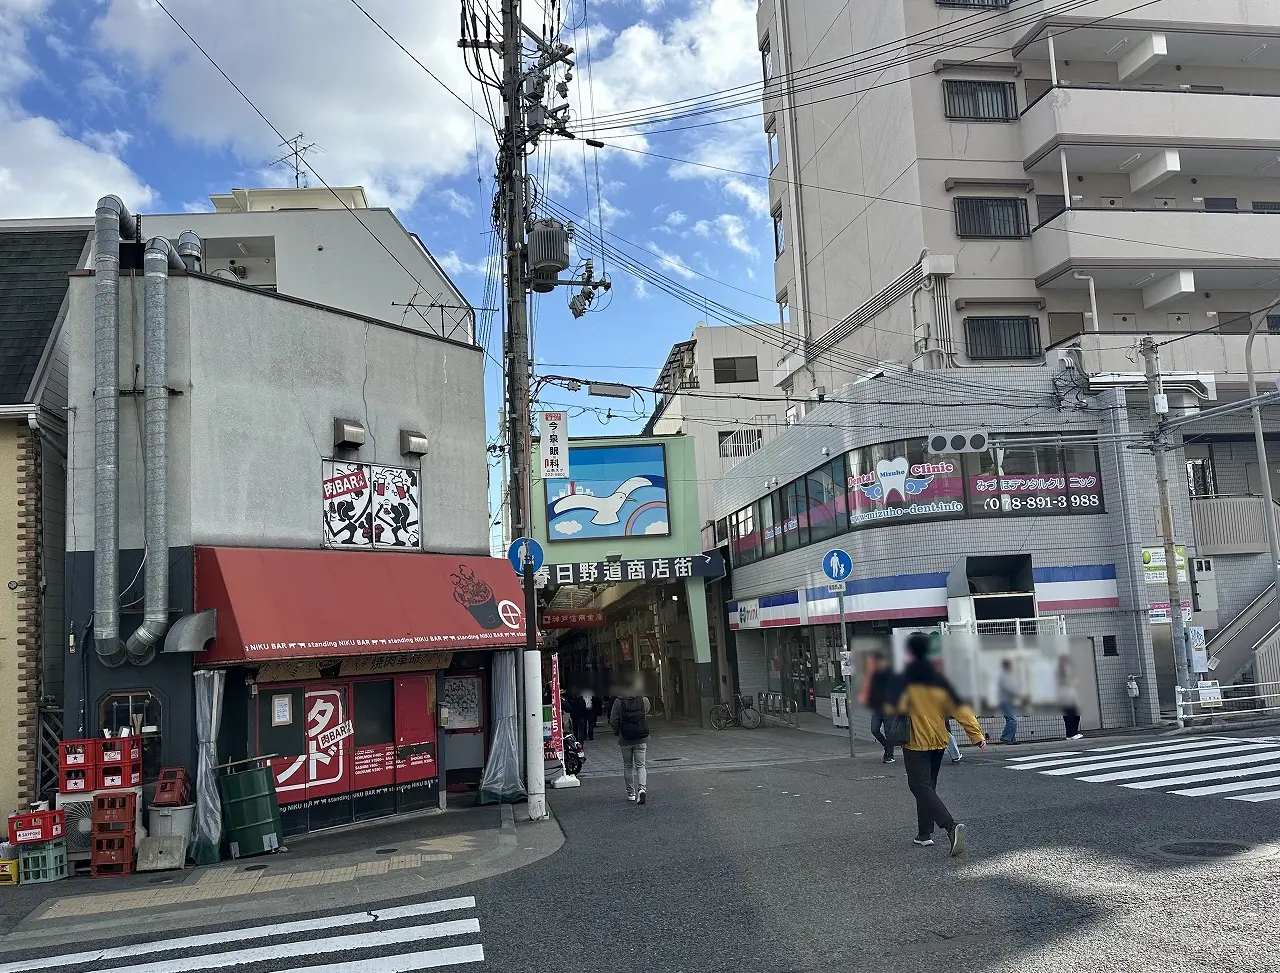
[
  {"left": 1170, "top": 775, "right": 1280, "bottom": 796},
  {"left": 1, "top": 902, "right": 477, "bottom": 973},
  {"left": 1086, "top": 736, "right": 1234, "bottom": 752},
  {"left": 1009, "top": 739, "right": 1232, "bottom": 770},
  {"left": 1227, "top": 790, "right": 1280, "bottom": 802},
  {"left": 1120, "top": 763, "right": 1280, "bottom": 790},
  {"left": 1039, "top": 743, "right": 1279, "bottom": 776},
  {"left": 283, "top": 943, "right": 486, "bottom": 972},
  {"left": 1007, "top": 751, "right": 1081, "bottom": 762},
  {"left": 1078, "top": 750, "right": 1280, "bottom": 783}
]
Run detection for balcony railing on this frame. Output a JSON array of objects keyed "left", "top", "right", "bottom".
[{"left": 1189, "top": 495, "right": 1280, "bottom": 556}]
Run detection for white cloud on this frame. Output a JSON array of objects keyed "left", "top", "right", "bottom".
[
  {"left": 437, "top": 250, "right": 494, "bottom": 277},
  {"left": 633, "top": 279, "right": 651, "bottom": 301},
  {"left": 81, "top": 128, "right": 131, "bottom": 155},
  {"left": 182, "top": 198, "right": 213, "bottom": 213},
  {"left": 645, "top": 241, "right": 695, "bottom": 280},
  {"left": 664, "top": 210, "right": 687, "bottom": 227},
  {"left": 0, "top": 3, "right": 153, "bottom": 219},
  {"left": 723, "top": 177, "right": 769, "bottom": 218},
  {"left": 643, "top": 520, "right": 668, "bottom": 534},
  {"left": 92, "top": 1, "right": 488, "bottom": 210},
  {"left": 554, "top": 520, "right": 584, "bottom": 536},
  {"left": 439, "top": 188, "right": 474, "bottom": 217}
]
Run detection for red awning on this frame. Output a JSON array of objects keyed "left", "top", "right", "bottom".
[{"left": 194, "top": 547, "right": 528, "bottom": 664}]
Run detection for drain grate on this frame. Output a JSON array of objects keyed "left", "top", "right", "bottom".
[
  {"left": 1141, "top": 840, "right": 1280, "bottom": 864},
  {"left": 375, "top": 847, "right": 398, "bottom": 855},
  {"left": 652, "top": 757, "right": 685, "bottom": 763},
  {"left": 243, "top": 863, "right": 269, "bottom": 871}
]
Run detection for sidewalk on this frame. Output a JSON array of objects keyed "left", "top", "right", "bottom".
[{"left": 0, "top": 797, "right": 563, "bottom": 951}]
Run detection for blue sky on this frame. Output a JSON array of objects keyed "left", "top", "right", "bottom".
[{"left": 0, "top": 0, "right": 776, "bottom": 539}]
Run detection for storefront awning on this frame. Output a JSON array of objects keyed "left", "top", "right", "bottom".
[{"left": 194, "top": 546, "right": 528, "bottom": 664}]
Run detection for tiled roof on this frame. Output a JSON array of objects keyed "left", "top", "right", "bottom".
[{"left": 0, "top": 230, "right": 88, "bottom": 405}]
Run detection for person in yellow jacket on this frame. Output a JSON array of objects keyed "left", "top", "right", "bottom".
[{"left": 895, "top": 633, "right": 987, "bottom": 856}]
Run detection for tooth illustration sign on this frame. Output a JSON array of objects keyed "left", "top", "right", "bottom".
[{"left": 875, "top": 457, "right": 910, "bottom": 502}]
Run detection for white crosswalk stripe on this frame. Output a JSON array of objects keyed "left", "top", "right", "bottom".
[
  {"left": 0, "top": 895, "right": 486, "bottom": 973},
  {"left": 1006, "top": 735, "right": 1280, "bottom": 805}
]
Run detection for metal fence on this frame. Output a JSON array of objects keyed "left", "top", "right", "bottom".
[
  {"left": 757, "top": 692, "right": 799, "bottom": 727},
  {"left": 1175, "top": 680, "right": 1280, "bottom": 728}
]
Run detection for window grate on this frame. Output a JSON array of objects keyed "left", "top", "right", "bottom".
[
  {"left": 1254, "top": 201, "right": 1280, "bottom": 214},
  {"left": 965, "top": 316, "right": 1042, "bottom": 360},
  {"left": 943, "top": 80, "right": 1018, "bottom": 120},
  {"left": 954, "top": 197, "right": 1030, "bottom": 239}
]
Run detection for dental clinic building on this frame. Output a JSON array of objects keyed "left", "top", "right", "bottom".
[{"left": 712, "top": 367, "right": 1178, "bottom": 735}]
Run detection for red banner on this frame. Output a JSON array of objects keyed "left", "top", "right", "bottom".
[
  {"left": 543, "top": 653, "right": 563, "bottom": 763},
  {"left": 539, "top": 610, "right": 605, "bottom": 629}
]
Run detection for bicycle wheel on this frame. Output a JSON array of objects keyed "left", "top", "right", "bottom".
[
  {"left": 739, "top": 704, "right": 762, "bottom": 729},
  {"left": 710, "top": 703, "right": 732, "bottom": 730}
]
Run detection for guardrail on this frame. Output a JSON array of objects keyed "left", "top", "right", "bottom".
[
  {"left": 757, "top": 692, "right": 799, "bottom": 727},
  {"left": 1175, "top": 679, "right": 1280, "bottom": 729}
]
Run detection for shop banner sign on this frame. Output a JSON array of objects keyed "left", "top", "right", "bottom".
[
  {"left": 543, "top": 552, "right": 725, "bottom": 587},
  {"left": 540, "top": 610, "right": 605, "bottom": 629},
  {"left": 540, "top": 411, "right": 569, "bottom": 479},
  {"left": 1149, "top": 600, "right": 1193, "bottom": 624},
  {"left": 543, "top": 653, "right": 564, "bottom": 763},
  {"left": 317, "top": 720, "right": 354, "bottom": 751},
  {"left": 1142, "top": 546, "right": 1188, "bottom": 585},
  {"left": 848, "top": 455, "right": 965, "bottom": 528},
  {"left": 322, "top": 461, "right": 421, "bottom": 550}
]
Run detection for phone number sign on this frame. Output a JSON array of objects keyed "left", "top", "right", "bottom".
[{"left": 968, "top": 473, "right": 1104, "bottom": 517}]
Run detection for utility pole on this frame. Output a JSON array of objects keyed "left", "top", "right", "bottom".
[{"left": 1141, "top": 336, "right": 1191, "bottom": 692}]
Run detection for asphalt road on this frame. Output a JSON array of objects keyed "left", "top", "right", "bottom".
[{"left": 6, "top": 728, "right": 1280, "bottom": 972}]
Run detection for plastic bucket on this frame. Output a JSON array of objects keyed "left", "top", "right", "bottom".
[
  {"left": 218, "top": 766, "right": 283, "bottom": 859},
  {"left": 147, "top": 804, "right": 195, "bottom": 840}
]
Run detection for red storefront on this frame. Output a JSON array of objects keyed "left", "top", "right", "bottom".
[{"left": 194, "top": 546, "right": 526, "bottom": 835}]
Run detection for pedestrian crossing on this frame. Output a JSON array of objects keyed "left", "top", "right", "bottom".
[
  {"left": 0, "top": 894, "right": 485, "bottom": 973},
  {"left": 1006, "top": 735, "right": 1280, "bottom": 804}
]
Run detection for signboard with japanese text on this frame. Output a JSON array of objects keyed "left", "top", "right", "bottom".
[
  {"left": 322, "top": 461, "right": 421, "bottom": 550},
  {"left": 540, "top": 610, "right": 605, "bottom": 629},
  {"left": 543, "top": 653, "right": 564, "bottom": 763},
  {"left": 539, "top": 552, "right": 725, "bottom": 587},
  {"left": 1143, "top": 546, "right": 1188, "bottom": 585},
  {"left": 540, "top": 411, "right": 569, "bottom": 479}
]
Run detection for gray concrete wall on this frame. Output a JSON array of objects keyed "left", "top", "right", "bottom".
[{"left": 66, "top": 273, "right": 489, "bottom": 555}]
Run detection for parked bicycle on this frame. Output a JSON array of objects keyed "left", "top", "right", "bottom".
[{"left": 710, "top": 693, "right": 762, "bottom": 730}]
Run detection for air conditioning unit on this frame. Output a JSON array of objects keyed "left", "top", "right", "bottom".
[{"left": 56, "top": 787, "right": 146, "bottom": 857}]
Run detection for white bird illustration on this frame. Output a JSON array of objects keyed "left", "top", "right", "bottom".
[{"left": 551, "top": 476, "right": 654, "bottom": 525}]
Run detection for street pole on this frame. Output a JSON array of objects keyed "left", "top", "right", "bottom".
[
  {"left": 1245, "top": 313, "right": 1280, "bottom": 622},
  {"left": 1141, "top": 336, "right": 1191, "bottom": 691},
  {"left": 497, "top": 0, "right": 545, "bottom": 822},
  {"left": 838, "top": 591, "right": 854, "bottom": 758}
]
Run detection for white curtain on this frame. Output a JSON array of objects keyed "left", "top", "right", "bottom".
[
  {"left": 190, "top": 668, "right": 225, "bottom": 864},
  {"left": 478, "top": 651, "right": 526, "bottom": 804}
]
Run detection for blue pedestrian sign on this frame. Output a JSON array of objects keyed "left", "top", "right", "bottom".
[
  {"left": 508, "top": 537, "right": 545, "bottom": 575},
  {"left": 822, "top": 549, "right": 853, "bottom": 583}
]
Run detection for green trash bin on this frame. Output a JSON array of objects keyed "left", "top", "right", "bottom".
[{"left": 218, "top": 764, "right": 283, "bottom": 859}]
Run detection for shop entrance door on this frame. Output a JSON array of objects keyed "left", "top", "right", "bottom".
[
  {"left": 394, "top": 675, "right": 439, "bottom": 812},
  {"left": 781, "top": 636, "right": 816, "bottom": 712},
  {"left": 266, "top": 683, "right": 354, "bottom": 834}
]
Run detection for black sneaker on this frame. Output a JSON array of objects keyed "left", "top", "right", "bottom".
[
  {"left": 882, "top": 756, "right": 896, "bottom": 764},
  {"left": 948, "top": 823, "right": 966, "bottom": 857},
  {"left": 913, "top": 835, "right": 934, "bottom": 847},
  {"left": 637, "top": 789, "right": 647, "bottom": 805}
]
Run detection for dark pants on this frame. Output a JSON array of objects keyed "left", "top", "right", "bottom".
[
  {"left": 1063, "top": 707, "right": 1081, "bottom": 738},
  {"left": 869, "top": 710, "right": 893, "bottom": 759},
  {"left": 572, "top": 716, "right": 588, "bottom": 741},
  {"left": 903, "top": 748, "right": 955, "bottom": 838}
]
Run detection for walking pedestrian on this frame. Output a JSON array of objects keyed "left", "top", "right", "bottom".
[
  {"left": 585, "top": 688, "right": 601, "bottom": 740},
  {"left": 894, "top": 633, "right": 987, "bottom": 856},
  {"left": 859, "top": 651, "right": 900, "bottom": 764},
  {"left": 609, "top": 676, "right": 651, "bottom": 805},
  {"left": 1057, "top": 655, "right": 1083, "bottom": 740},
  {"left": 998, "top": 659, "right": 1021, "bottom": 744},
  {"left": 567, "top": 691, "right": 588, "bottom": 744}
]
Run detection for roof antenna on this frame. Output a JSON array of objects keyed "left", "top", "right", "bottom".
[{"left": 271, "top": 133, "right": 321, "bottom": 188}]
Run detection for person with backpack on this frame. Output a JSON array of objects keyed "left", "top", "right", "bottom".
[
  {"left": 608, "top": 676, "right": 652, "bottom": 804},
  {"left": 891, "top": 633, "right": 987, "bottom": 856}
]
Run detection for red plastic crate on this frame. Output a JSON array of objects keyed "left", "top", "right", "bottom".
[
  {"left": 96, "top": 739, "right": 141, "bottom": 765},
  {"left": 58, "top": 767, "right": 93, "bottom": 793},
  {"left": 152, "top": 768, "right": 191, "bottom": 807},
  {"left": 57, "top": 740, "right": 97, "bottom": 770},
  {"left": 91, "top": 792, "right": 137, "bottom": 825},
  {"left": 97, "top": 760, "right": 142, "bottom": 790},
  {"left": 90, "top": 833, "right": 135, "bottom": 878},
  {"left": 7, "top": 809, "right": 65, "bottom": 846}
]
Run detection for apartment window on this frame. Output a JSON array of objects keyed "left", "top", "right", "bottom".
[
  {"left": 1254, "top": 201, "right": 1280, "bottom": 214},
  {"left": 1025, "top": 78, "right": 1052, "bottom": 104},
  {"left": 1036, "top": 195, "right": 1066, "bottom": 224},
  {"left": 766, "top": 126, "right": 779, "bottom": 169},
  {"left": 772, "top": 208, "right": 786, "bottom": 256},
  {"left": 713, "top": 356, "right": 760, "bottom": 384},
  {"left": 1217, "top": 311, "right": 1254, "bottom": 335},
  {"left": 965, "top": 315, "right": 1042, "bottom": 360},
  {"left": 718, "top": 428, "right": 763, "bottom": 458},
  {"left": 942, "top": 80, "right": 1018, "bottom": 121},
  {"left": 778, "top": 293, "right": 790, "bottom": 329},
  {"left": 1268, "top": 314, "right": 1280, "bottom": 334},
  {"left": 1048, "top": 312, "right": 1085, "bottom": 345},
  {"left": 761, "top": 37, "right": 773, "bottom": 84},
  {"left": 780, "top": 478, "right": 812, "bottom": 552},
  {"left": 1186, "top": 447, "right": 1216, "bottom": 497},
  {"left": 1102, "top": 635, "right": 1119, "bottom": 658},
  {"left": 954, "top": 197, "right": 1030, "bottom": 239},
  {"left": 1203, "top": 197, "right": 1238, "bottom": 212}
]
